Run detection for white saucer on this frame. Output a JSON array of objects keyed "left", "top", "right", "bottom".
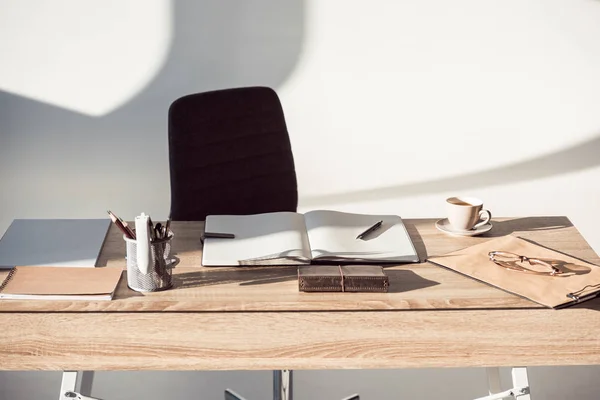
[{"left": 435, "top": 218, "right": 493, "bottom": 237}]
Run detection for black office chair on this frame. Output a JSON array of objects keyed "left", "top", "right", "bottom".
[
  {"left": 168, "top": 86, "right": 298, "bottom": 222},
  {"left": 168, "top": 87, "right": 358, "bottom": 400}
]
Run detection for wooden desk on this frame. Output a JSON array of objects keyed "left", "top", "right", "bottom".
[{"left": 1, "top": 217, "right": 600, "bottom": 371}]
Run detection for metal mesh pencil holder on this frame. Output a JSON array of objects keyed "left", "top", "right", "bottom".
[{"left": 124, "top": 233, "right": 174, "bottom": 292}]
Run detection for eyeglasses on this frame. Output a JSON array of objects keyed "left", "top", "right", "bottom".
[{"left": 488, "top": 251, "right": 563, "bottom": 276}]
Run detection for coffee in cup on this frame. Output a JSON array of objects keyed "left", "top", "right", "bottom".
[{"left": 446, "top": 196, "right": 492, "bottom": 231}]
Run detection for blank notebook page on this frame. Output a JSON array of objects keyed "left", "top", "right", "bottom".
[
  {"left": 202, "top": 212, "right": 311, "bottom": 266},
  {"left": 304, "top": 210, "right": 419, "bottom": 262}
]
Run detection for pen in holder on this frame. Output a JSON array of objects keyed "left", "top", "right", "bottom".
[{"left": 124, "top": 227, "right": 175, "bottom": 292}]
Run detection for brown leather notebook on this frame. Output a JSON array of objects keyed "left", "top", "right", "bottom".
[{"left": 298, "top": 265, "right": 389, "bottom": 292}]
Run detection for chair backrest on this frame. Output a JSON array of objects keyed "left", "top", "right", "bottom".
[{"left": 168, "top": 86, "right": 298, "bottom": 221}]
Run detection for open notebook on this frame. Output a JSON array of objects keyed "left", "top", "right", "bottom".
[{"left": 202, "top": 210, "right": 419, "bottom": 266}]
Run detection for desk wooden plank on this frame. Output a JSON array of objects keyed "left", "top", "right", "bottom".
[
  {"left": 2, "top": 306, "right": 600, "bottom": 370},
  {"left": 2, "top": 216, "right": 600, "bottom": 371},
  {"left": 1, "top": 217, "right": 598, "bottom": 312}
]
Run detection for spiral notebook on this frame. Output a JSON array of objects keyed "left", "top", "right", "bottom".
[
  {"left": 0, "top": 266, "right": 123, "bottom": 300},
  {"left": 428, "top": 235, "right": 600, "bottom": 309}
]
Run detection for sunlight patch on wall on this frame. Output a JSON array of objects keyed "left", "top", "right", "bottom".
[
  {"left": 0, "top": 0, "right": 172, "bottom": 116},
  {"left": 280, "top": 0, "right": 600, "bottom": 197}
]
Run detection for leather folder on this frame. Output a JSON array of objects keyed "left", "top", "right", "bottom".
[
  {"left": 428, "top": 235, "right": 600, "bottom": 308},
  {"left": 298, "top": 265, "right": 389, "bottom": 293}
]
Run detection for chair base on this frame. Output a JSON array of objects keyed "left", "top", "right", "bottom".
[
  {"left": 225, "top": 370, "right": 359, "bottom": 400},
  {"left": 225, "top": 389, "right": 359, "bottom": 400},
  {"left": 225, "top": 388, "right": 249, "bottom": 400}
]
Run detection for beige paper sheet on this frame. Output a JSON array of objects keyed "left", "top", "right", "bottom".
[{"left": 428, "top": 235, "right": 600, "bottom": 308}]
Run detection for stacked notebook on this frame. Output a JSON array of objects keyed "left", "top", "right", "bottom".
[
  {"left": 201, "top": 210, "right": 420, "bottom": 266},
  {"left": 0, "top": 218, "right": 118, "bottom": 300},
  {"left": 0, "top": 266, "right": 123, "bottom": 300}
]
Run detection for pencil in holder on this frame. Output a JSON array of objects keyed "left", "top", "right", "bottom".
[{"left": 124, "top": 232, "right": 175, "bottom": 292}]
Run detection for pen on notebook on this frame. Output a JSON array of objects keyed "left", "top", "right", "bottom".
[
  {"left": 356, "top": 220, "right": 383, "bottom": 240},
  {"left": 107, "top": 210, "right": 136, "bottom": 239},
  {"left": 203, "top": 232, "right": 235, "bottom": 239}
]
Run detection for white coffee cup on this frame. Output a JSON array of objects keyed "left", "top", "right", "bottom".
[{"left": 446, "top": 196, "right": 492, "bottom": 231}]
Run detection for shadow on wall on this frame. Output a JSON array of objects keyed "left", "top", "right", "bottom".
[
  {"left": 2, "top": 0, "right": 600, "bottom": 214},
  {"left": 0, "top": 0, "right": 305, "bottom": 222},
  {"left": 301, "top": 133, "right": 600, "bottom": 207}
]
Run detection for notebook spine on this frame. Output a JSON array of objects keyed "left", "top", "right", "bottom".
[{"left": 0, "top": 267, "right": 17, "bottom": 293}]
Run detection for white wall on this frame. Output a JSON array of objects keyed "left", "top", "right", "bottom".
[{"left": 2, "top": 0, "right": 600, "bottom": 399}]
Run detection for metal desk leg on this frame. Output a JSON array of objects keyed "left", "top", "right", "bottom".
[
  {"left": 59, "top": 371, "right": 78, "bottom": 400},
  {"left": 511, "top": 367, "right": 531, "bottom": 400},
  {"left": 60, "top": 371, "right": 101, "bottom": 400},
  {"left": 475, "top": 367, "right": 531, "bottom": 400},
  {"left": 273, "top": 370, "right": 292, "bottom": 400}
]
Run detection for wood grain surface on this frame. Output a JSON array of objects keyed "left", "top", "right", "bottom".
[
  {"left": 2, "top": 216, "right": 600, "bottom": 370},
  {"left": 2, "top": 306, "right": 600, "bottom": 370},
  {"left": 0, "top": 217, "right": 597, "bottom": 312}
]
